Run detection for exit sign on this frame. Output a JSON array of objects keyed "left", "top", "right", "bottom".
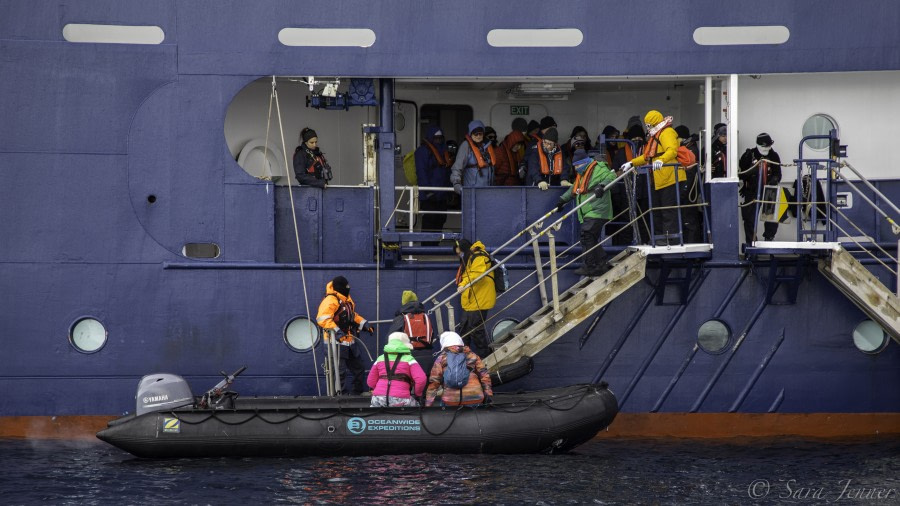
[{"left": 510, "top": 105, "right": 530, "bottom": 116}]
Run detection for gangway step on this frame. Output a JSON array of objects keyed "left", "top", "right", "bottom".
[
  {"left": 818, "top": 245, "right": 900, "bottom": 345},
  {"left": 485, "top": 250, "right": 648, "bottom": 371}
]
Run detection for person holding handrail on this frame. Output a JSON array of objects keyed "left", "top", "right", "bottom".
[
  {"left": 454, "top": 239, "right": 495, "bottom": 358},
  {"left": 555, "top": 149, "right": 618, "bottom": 276},
  {"left": 617, "top": 110, "right": 688, "bottom": 246},
  {"left": 739, "top": 133, "right": 782, "bottom": 247},
  {"left": 316, "top": 276, "right": 374, "bottom": 395}
]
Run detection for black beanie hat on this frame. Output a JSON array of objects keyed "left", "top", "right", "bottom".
[
  {"left": 539, "top": 116, "right": 557, "bottom": 130},
  {"left": 527, "top": 120, "right": 540, "bottom": 133},
  {"left": 511, "top": 117, "right": 528, "bottom": 132},
  {"left": 756, "top": 133, "right": 774, "bottom": 147},
  {"left": 543, "top": 127, "right": 559, "bottom": 143},
  {"left": 674, "top": 125, "right": 690, "bottom": 139},
  {"left": 332, "top": 276, "right": 349, "bottom": 296},
  {"left": 601, "top": 125, "right": 619, "bottom": 138},
  {"left": 302, "top": 128, "right": 318, "bottom": 143}
]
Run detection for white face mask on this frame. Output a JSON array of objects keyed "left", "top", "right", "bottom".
[{"left": 757, "top": 144, "right": 771, "bottom": 155}]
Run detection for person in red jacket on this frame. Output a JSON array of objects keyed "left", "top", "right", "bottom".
[
  {"left": 493, "top": 129, "right": 528, "bottom": 186},
  {"left": 316, "top": 276, "right": 373, "bottom": 395}
]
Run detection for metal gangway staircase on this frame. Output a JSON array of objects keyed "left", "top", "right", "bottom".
[
  {"left": 483, "top": 249, "right": 646, "bottom": 370},
  {"left": 818, "top": 245, "right": 900, "bottom": 344},
  {"left": 745, "top": 129, "right": 900, "bottom": 345}
]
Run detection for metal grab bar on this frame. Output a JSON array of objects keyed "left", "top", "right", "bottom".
[
  {"left": 427, "top": 165, "right": 638, "bottom": 311},
  {"left": 837, "top": 161, "right": 900, "bottom": 233}
]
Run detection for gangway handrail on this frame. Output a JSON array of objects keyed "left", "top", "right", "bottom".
[
  {"left": 427, "top": 165, "right": 638, "bottom": 311},
  {"left": 836, "top": 161, "right": 900, "bottom": 232}
]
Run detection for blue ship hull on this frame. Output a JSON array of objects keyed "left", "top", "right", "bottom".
[{"left": 2, "top": 0, "right": 900, "bottom": 436}]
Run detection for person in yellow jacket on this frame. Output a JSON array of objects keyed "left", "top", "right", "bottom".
[
  {"left": 316, "top": 276, "right": 373, "bottom": 395},
  {"left": 454, "top": 239, "right": 495, "bottom": 357},
  {"left": 619, "top": 110, "right": 689, "bottom": 246}
]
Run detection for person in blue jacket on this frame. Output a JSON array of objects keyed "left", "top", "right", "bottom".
[{"left": 414, "top": 125, "right": 452, "bottom": 240}]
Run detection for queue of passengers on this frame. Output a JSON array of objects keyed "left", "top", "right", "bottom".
[
  {"left": 294, "top": 111, "right": 783, "bottom": 250},
  {"left": 318, "top": 245, "right": 496, "bottom": 407}
]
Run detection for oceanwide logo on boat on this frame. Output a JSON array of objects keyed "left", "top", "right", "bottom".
[{"left": 346, "top": 417, "right": 421, "bottom": 434}]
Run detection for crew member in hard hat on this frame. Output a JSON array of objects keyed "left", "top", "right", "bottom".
[
  {"left": 618, "top": 110, "right": 688, "bottom": 246},
  {"left": 739, "top": 133, "right": 782, "bottom": 247},
  {"left": 316, "top": 276, "right": 373, "bottom": 395}
]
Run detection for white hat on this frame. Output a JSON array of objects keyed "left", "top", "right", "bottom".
[
  {"left": 387, "top": 331, "right": 413, "bottom": 349},
  {"left": 439, "top": 331, "right": 464, "bottom": 349}
]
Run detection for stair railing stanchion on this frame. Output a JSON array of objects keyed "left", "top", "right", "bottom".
[
  {"left": 548, "top": 229, "right": 562, "bottom": 320},
  {"left": 433, "top": 300, "right": 445, "bottom": 334},
  {"left": 329, "top": 330, "right": 342, "bottom": 396},
  {"left": 530, "top": 229, "right": 549, "bottom": 306},
  {"left": 446, "top": 301, "right": 456, "bottom": 333}
]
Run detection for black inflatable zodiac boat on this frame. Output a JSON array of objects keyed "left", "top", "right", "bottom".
[{"left": 97, "top": 367, "right": 618, "bottom": 458}]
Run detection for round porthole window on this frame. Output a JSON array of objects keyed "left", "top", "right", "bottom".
[
  {"left": 492, "top": 318, "right": 519, "bottom": 344},
  {"left": 852, "top": 320, "right": 888, "bottom": 354},
  {"left": 284, "top": 316, "right": 320, "bottom": 352},
  {"left": 69, "top": 317, "right": 108, "bottom": 353},
  {"left": 698, "top": 319, "right": 730, "bottom": 354},
  {"left": 801, "top": 114, "right": 837, "bottom": 150}
]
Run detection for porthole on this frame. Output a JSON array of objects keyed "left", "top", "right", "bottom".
[
  {"left": 802, "top": 114, "right": 838, "bottom": 150},
  {"left": 852, "top": 320, "right": 888, "bottom": 354},
  {"left": 492, "top": 318, "right": 519, "bottom": 343},
  {"left": 69, "top": 317, "right": 108, "bottom": 353},
  {"left": 182, "top": 243, "right": 220, "bottom": 259},
  {"left": 698, "top": 319, "right": 731, "bottom": 354},
  {"left": 285, "top": 316, "right": 320, "bottom": 352}
]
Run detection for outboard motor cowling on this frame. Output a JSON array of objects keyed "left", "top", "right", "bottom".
[{"left": 135, "top": 373, "right": 194, "bottom": 416}]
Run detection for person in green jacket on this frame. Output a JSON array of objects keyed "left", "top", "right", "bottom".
[{"left": 555, "top": 149, "right": 618, "bottom": 276}]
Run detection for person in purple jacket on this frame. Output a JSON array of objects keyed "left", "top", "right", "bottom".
[{"left": 366, "top": 332, "right": 428, "bottom": 407}]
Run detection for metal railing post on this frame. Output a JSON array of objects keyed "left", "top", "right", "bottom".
[
  {"left": 434, "top": 303, "right": 445, "bottom": 334},
  {"left": 548, "top": 230, "right": 561, "bottom": 320},
  {"left": 446, "top": 302, "right": 456, "bottom": 332},
  {"left": 329, "top": 331, "right": 342, "bottom": 396},
  {"left": 530, "top": 229, "right": 549, "bottom": 306}
]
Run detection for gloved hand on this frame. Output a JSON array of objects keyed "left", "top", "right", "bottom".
[
  {"left": 360, "top": 321, "right": 374, "bottom": 335},
  {"left": 593, "top": 184, "right": 606, "bottom": 199},
  {"left": 620, "top": 161, "right": 633, "bottom": 172},
  {"left": 537, "top": 181, "right": 550, "bottom": 191},
  {"left": 555, "top": 201, "right": 566, "bottom": 214},
  {"left": 652, "top": 159, "right": 664, "bottom": 170},
  {"left": 560, "top": 180, "right": 573, "bottom": 187},
  {"left": 453, "top": 183, "right": 463, "bottom": 195}
]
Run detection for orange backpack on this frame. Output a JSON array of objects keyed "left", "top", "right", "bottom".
[{"left": 403, "top": 313, "right": 433, "bottom": 349}]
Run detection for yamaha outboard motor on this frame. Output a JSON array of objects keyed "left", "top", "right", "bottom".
[{"left": 135, "top": 374, "right": 194, "bottom": 416}]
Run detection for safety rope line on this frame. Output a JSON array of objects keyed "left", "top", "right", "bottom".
[
  {"left": 166, "top": 385, "right": 601, "bottom": 436},
  {"left": 271, "top": 77, "right": 321, "bottom": 396}
]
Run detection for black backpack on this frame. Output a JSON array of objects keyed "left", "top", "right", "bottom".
[
  {"left": 330, "top": 294, "right": 357, "bottom": 334},
  {"left": 474, "top": 251, "right": 509, "bottom": 293}
]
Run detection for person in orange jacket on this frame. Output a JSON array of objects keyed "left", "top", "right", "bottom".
[{"left": 316, "top": 276, "right": 373, "bottom": 395}]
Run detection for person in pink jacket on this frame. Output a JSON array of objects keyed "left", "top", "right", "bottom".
[{"left": 366, "top": 332, "right": 428, "bottom": 407}]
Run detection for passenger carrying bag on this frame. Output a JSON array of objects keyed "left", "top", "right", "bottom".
[
  {"left": 443, "top": 352, "right": 471, "bottom": 389},
  {"left": 403, "top": 313, "right": 433, "bottom": 349}
]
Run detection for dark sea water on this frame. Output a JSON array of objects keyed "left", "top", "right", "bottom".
[{"left": 1, "top": 437, "right": 899, "bottom": 505}]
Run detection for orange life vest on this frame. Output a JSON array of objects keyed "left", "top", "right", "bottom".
[
  {"left": 402, "top": 313, "right": 433, "bottom": 349},
  {"left": 572, "top": 161, "right": 598, "bottom": 195},
  {"left": 539, "top": 149, "right": 564, "bottom": 176},
  {"left": 425, "top": 141, "right": 451, "bottom": 168},
  {"left": 464, "top": 135, "right": 495, "bottom": 170}
]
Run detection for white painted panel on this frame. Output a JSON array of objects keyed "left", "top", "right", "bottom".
[
  {"left": 278, "top": 28, "right": 375, "bottom": 47},
  {"left": 487, "top": 29, "right": 583, "bottom": 48},
  {"left": 62, "top": 24, "right": 164, "bottom": 44},
  {"left": 693, "top": 26, "right": 789, "bottom": 46}
]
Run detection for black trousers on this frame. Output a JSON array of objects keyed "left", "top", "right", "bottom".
[
  {"left": 338, "top": 342, "right": 365, "bottom": 395},
  {"left": 741, "top": 204, "right": 779, "bottom": 244},
  {"left": 580, "top": 217, "right": 609, "bottom": 270},
  {"left": 420, "top": 198, "right": 448, "bottom": 247},
  {"left": 652, "top": 181, "right": 688, "bottom": 244},
  {"left": 458, "top": 310, "right": 490, "bottom": 358}
]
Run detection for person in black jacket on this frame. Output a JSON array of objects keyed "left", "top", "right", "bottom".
[
  {"left": 292, "top": 127, "right": 332, "bottom": 188},
  {"left": 739, "top": 133, "right": 782, "bottom": 246}
]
